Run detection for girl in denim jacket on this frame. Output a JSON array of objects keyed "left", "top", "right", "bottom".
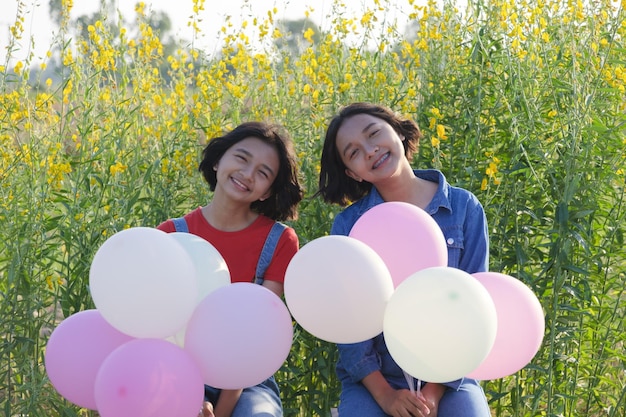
[{"left": 317, "top": 103, "right": 490, "bottom": 417}]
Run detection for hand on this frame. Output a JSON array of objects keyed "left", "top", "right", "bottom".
[
  {"left": 198, "top": 401, "right": 215, "bottom": 417},
  {"left": 418, "top": 382, "right": 446, "bottom": 417},
  {"left": 380, "top": 388, "right": 432, "bottom": 417}
]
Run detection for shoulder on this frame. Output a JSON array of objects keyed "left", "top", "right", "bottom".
[
  {"left": 418, "top": 169, "right": 483, "bottom": 213},
  {"left": 257, "top": 216, "right": 299, "bottom": 248},
  {"left": 331, "top": 187, "right": 386, "bottom": 235},
  {"left": 155, "top": 207, "right": 203, "bottom": 233},
  {"left": 448, "top": 184, "right": 484, "bottom": 213},
  {"left": 331, "top": 195, "right": 376, "bottom": 236},
  {"left": 279, "top": 224, "right": 299, "bottom": 248}
]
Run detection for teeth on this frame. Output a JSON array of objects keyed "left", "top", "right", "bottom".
[
  {"left": 373, "top": 152, "right": 388, "bottom": 169},
  {"left": 232, "top": 177, "right": 249, "bottom": 190}
]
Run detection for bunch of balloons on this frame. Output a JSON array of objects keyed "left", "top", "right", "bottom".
[
  {"left": 284, "top": 202, "right": 545, "bottom": 383},
  {"left": 45, "top": 227, "right": 293, "bottom": 417}
]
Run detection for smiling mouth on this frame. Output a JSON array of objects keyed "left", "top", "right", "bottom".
[
  {"left": 372, "top": 152, "right": 390, "bottom": 169},
  {"left": 231, "top": 176, "right": 250, "bottom": 191}
]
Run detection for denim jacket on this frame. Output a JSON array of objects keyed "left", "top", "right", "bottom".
[{"left": 331, "top": 169, "right": 489, "bottom": 390}]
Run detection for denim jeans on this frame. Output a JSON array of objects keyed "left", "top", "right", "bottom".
[
  {"left": 337, "top": 378, "right": 490, "bottom": 417},
  {"left": 204, "top": 376, "right": 283, "bottom": 417}
]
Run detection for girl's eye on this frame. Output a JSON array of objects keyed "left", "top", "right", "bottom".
[
  {"left": 236, "top": 155, "right": 246, "bottom": 161},
  {"left": 369, "top": 129, "right": 380, "bottom": 137},
  {"left": 259, "top": 170, "right": 269, "bottom": 179},
  {"left": 349, "top": 149, "right": 359, "bottom": 159}
]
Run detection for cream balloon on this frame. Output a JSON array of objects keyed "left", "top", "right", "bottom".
[
  {"left": 89, "top": 227, "right": 198, "bottom": 339},
  {"left": 169, "top": 232, "right": 231, "bottom": 303},
  {"left": 384, "top": 266, "right": 497, "bottom": 383},
  {"left": 167, "top": 232, "right": 231, "bottom": 346}
]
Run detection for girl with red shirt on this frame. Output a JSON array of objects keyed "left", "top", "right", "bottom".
[{"left": 158, "top": 121, "right": 303, "bottom": 417}]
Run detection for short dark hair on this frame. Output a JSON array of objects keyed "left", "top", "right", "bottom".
[
  {"left": 198, "top": 121, "right": 303, "bottom": 221},
  {"left": 317, "top": 102, "right": 422, "bottom": 206}
]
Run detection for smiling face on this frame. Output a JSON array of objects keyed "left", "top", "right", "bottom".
[
  {"left": 214, "top": 136, "right": 280, "bottom": 205},
  {"left": 335, "top": 113, "right": 407, "bottom": 184}
]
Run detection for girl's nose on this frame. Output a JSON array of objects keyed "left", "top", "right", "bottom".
[{"left": 366, "top": 144, "right": 380, "bottom": 157}]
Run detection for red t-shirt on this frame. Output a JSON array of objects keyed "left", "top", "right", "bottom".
[{"left": 157, "top": 207, "right": 298, "bottom": 284}]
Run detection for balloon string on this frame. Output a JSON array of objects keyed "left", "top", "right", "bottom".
[{"left": 402, "top": 371, "right": 417, "bottom": 395}]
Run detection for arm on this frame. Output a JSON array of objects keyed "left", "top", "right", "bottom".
[
  {"left": 212, "top": 389, "right": 243, "bottom": 417},
  {"left": 262, "top": 280, "right": 283, "bottom": 298},
  {"left": 459, "top": 197, "right": 489, "bottom": 274}
]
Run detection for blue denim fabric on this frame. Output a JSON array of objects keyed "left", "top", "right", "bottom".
[
  {"left": 205, "top": 376, "right": 283, "bottom": 417},
  {"left": 338, "top": 378, "right": 490, "bottom": 417},
  {"left": 331, "top": 169, "right": 490, "bottom": 416},
  {"left": 255, "top": 222, "right": 287, "bottom": 284}
]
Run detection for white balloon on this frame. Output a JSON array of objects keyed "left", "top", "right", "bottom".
[
  {"left": 167, "top": 232, "right": 231, "bottom": 346},
  {"left": 284, "top": 235, "right": 394, "bottom": 343},
  {"left": 89, "top": 227, "right": 198, "bottom": 338},
  {"left": 384, "top": 266, "right": 497, "bottom": 383},
  {"left": 169, "top": 232, "right": 231, "bottom": 302}
]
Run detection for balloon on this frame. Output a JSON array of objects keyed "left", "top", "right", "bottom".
[
  {"left": 284, "top": 235, "right": 394, "bottom": 343},
  {"left": 184, "top": 283, "right": 293, "bottom": 389},
  {"left": 44, "top": 310, "right": 134, "bottom": 409},
  {"left": 167, "top": 232, "right": 231, "bottom": 347},
  {"left": 89, "top": 227, "right": 198, "bottom": 338},
  {"left": 466, "top": 272, "right": 545, "bottom": 380},
  {"left": 349, "top": 202, "right": 448, "bottom": 288},
  {"left": 95, "top": 338, "right": 204, "bottom": 417},
  {"left": 169, "top": 232, "right": 231, "bottom": 303},
  {"left": 383, "top": 266, "right": 497, "bottom": 383}
]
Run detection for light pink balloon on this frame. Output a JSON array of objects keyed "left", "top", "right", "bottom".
[
  {"left": 184, "top": 283, "right": 293, "bottom": 389},
  {"left": 467, "top": 272, "right": 545, "bottom": 380},
  {"left": 94, "top": 338, "right": 204, "bottom": 417},
  {"left": 284, "top": 235, "right": 394, "bottom": 343},
  {"left": 349, "top": 202, "right": 448, "bottom": 288},
  {"left": 44, "top": 309, "right": 135, "bottom": 409}
]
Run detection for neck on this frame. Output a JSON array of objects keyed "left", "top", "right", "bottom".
[
  {"left": 377, "top": 169, "right": 434, "bottom": 210},
  {"left": 202, "top": 199, "right": 258, "bottom": 232}
]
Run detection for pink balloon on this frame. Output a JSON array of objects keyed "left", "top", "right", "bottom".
[
  {"left": 184, "top": 283, "right": 293, "bottom": 389},
  {"left": 44, "top": 309, "right": 134, "bottom": 409},
  {"left": 467, "top": 272, "right": 545, "bottom": 380},
  {"left": 349, "top": 202, "right": 448, "bottom": 288},
  {"left": 94, "top": 338, "right": 204, "bottom": 417}
]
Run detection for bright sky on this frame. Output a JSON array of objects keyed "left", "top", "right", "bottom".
[{"left": 1, "top": 0, "right": 423, "bottom": 66}]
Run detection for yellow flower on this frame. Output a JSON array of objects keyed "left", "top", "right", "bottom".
[
  {"left": 304, "top": 28, "right": 315, "bottom": 44},
  {"left": 13, "top": 61, "right": 23, "bottom": 75},
  {"left": 109, "top": 162, "right": 128, "bottom": 176},
  {"left": 436, "top": 124, "right": 447, "bottom": 140}
]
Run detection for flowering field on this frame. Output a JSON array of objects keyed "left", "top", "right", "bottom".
[{"left": 1, "top": 0, "right": 625, "bottom": 416}]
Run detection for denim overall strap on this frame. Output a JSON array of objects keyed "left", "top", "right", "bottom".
[
  {"left": 254, "top": 222, "right": 287, "bottom": 285},
  {"left": 172, "top": 217, "right": 189, "bottom": 233}
]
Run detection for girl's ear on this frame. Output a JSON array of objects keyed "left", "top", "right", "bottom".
[
  {"left": 345, "top": 168, "right": 362, "bottom": 182},
  {"left": 259, "top": 189, "right": 272, "bottom": 202},
  {"left": 213, "top": 163, "right": 218, "bottom": 171}
]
